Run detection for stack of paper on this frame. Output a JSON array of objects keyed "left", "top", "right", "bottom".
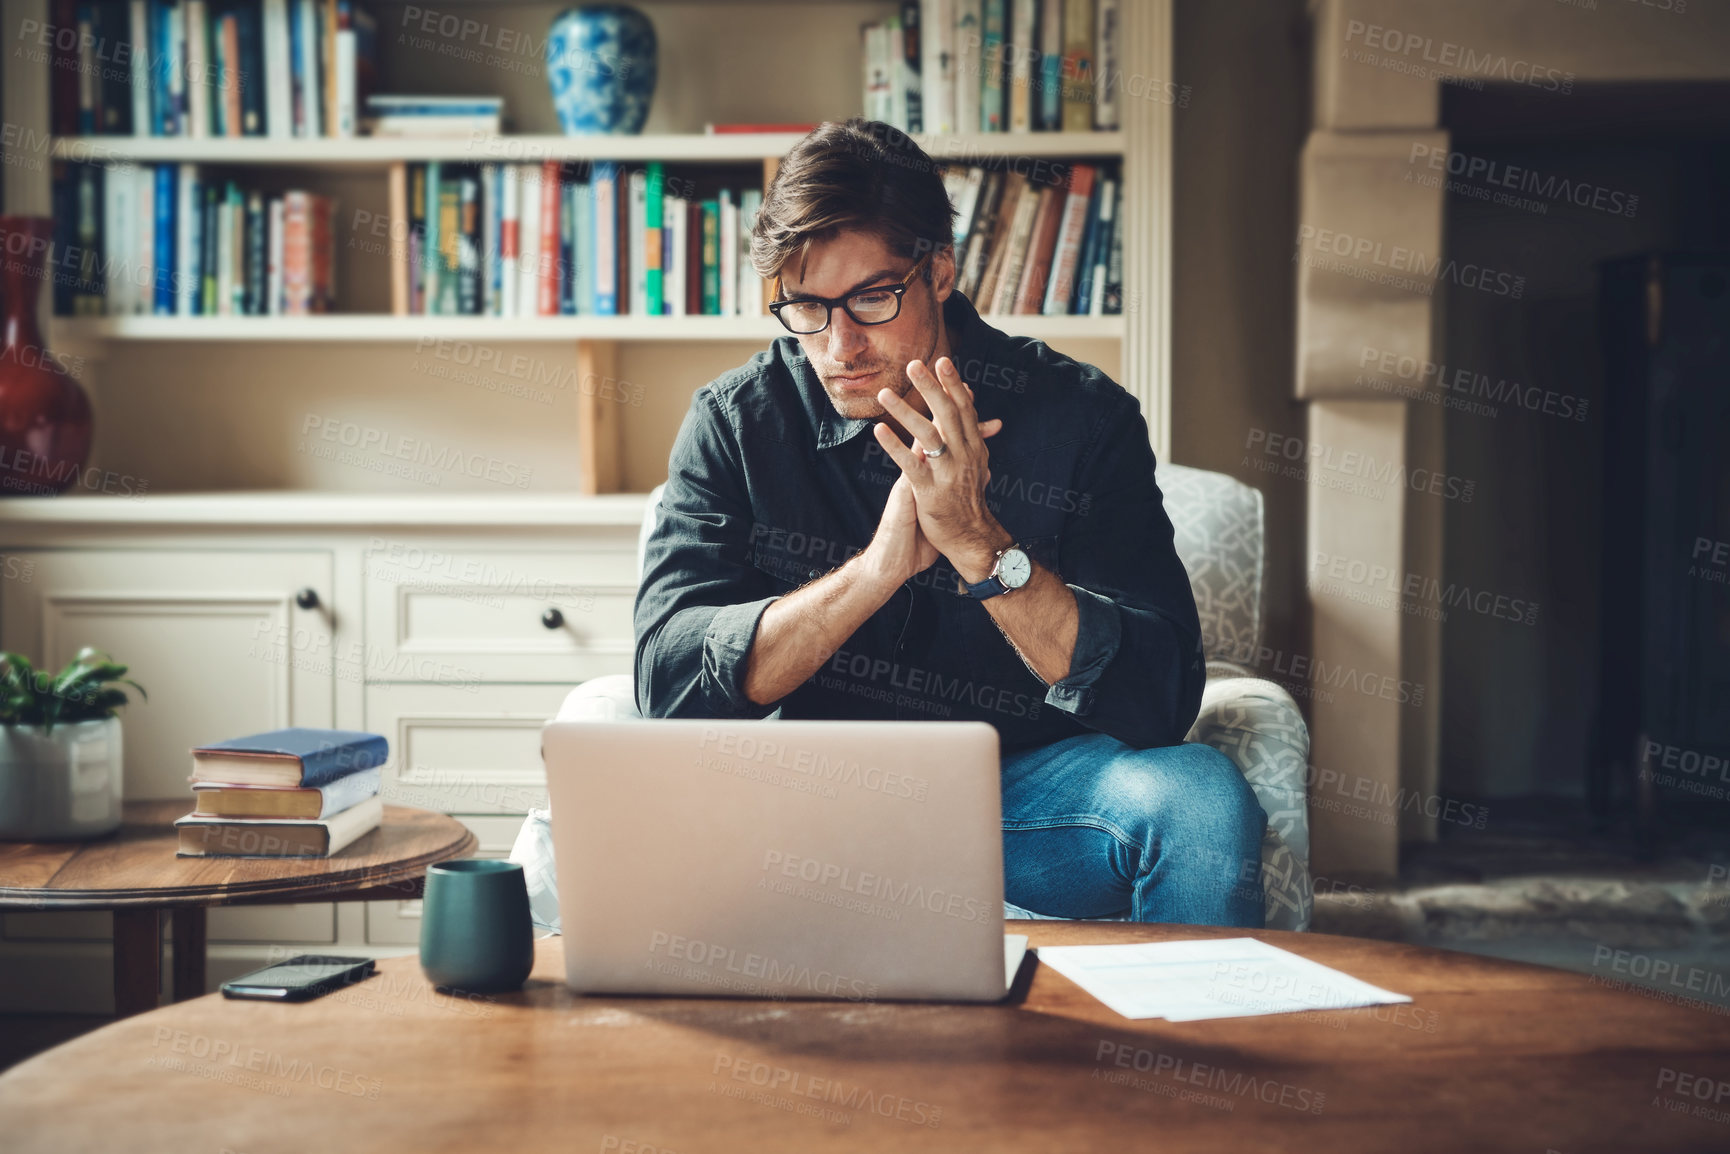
[{"left": 1035, "top": 938, "right": 1412, "bottom": 1022}]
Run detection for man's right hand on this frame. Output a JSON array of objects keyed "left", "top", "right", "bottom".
[{"left": 863, "top": 474, "right": 939, "bottom": 592}]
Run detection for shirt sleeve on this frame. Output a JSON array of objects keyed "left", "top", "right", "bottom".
[
  {"left": 1039, "top": 394, "right": 1206, "bottom": 750},
  {"left": 633, "top": 389, "right": 781, "bottom": 720}
]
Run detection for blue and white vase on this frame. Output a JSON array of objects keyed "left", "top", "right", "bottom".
[{"left": 546, "top": 5, "right": 658, "bottom": 135}]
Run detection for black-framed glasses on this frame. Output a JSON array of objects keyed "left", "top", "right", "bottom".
[{"left": 769, "top": 254, "right": 932, "bottom": 335}]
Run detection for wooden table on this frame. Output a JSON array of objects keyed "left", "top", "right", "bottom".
[
  {"left": 3, "top": 921, "right": 1728, "bottom": 1152},
  {"left": 0, "top": 799, "right": 477, "bottom": 1018}
]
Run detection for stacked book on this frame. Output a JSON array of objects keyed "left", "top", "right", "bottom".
[
  {"left": 48, "top": 0, "right": 379, "bottom": 138},
  {"left": 175, "top": 727, "right": 388, "bottom": 857},
  {"left": 389, "top": 161, "right": 768, "bottom": 319},
  {"left": 52, "top": 162, "right": 337, "bottom": 317},
  {"left": 947, "top": 160, "right": 1122, "bottom": 316},
  {"left": 863, "top": 0, "right": 1123, "bottom": 134},
  {"left": 366, "top": 95, "right": 504, "bottom": 138}
]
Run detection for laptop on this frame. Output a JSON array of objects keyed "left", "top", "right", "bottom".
[{"left": 542, "top": 719, "right": 1028, "bottom": 1002}]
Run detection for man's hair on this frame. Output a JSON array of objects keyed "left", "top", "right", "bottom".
[{"left": 750, "top": 119, "right": 955, "bottom": 289}]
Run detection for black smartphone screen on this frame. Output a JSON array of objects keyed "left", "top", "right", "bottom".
[{"left": 221, "top": 955, "right": 375, "bottom": 1000}]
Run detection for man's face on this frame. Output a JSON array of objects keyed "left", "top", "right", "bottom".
[{"left": 779, "top": 229, "right": 954, "bottom": 421}]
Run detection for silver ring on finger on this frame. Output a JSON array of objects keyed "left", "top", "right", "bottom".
[{"left": 924, "top": 440, "right": 948, "bottom": 459}]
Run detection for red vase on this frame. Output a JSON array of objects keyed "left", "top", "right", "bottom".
[{"left": 0, "top": 215, "right": 92, "bottom": 496}]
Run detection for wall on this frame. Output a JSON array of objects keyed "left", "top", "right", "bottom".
[{"left": 1170, "top": 0, "right": 1312, "bottom": 677}]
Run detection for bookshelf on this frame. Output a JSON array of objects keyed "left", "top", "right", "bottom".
[{"left": 4, "top": 0, "right": 1171, "bottom": 497}]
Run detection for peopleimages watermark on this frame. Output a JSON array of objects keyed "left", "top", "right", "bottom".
[
  {"left": 1693, "top": 536, "right": 1729, "bottom": 585},
  {"left": 1295, "top": 225, "right": 1526, "bottom": 300},
  {"left": 1302, "top": 761, "right": 1487, "bottom": 830},
  {"left": 1639, "top": 739, "right": 1730, "bottom": 802},
  {"left": 1342, "top": 19, "right": 1575, "bottom": 93},
  {"left": 1244, "top": 428, "right": 1476, "bottom": 504},
  {"left": 1355, "top": 345, "right": 1589, "bottom": 423},
  {"left": 758, "top": 849, "right": 996, "bottom": 925},
  {"left": 1207, "top": 634, "right": 1427, "bottom": 708},
  {"left": 646, "top": 931, "right": 879, "bottom": 1000},
  {"left": 249, "top": 618, "right": 483, "bottom": 692},
  {"left": 1311, "top": 549, "right": 1540, "bottom": 627},
  {"left": 408, "top": 338, "right": 646, "bottom": 409},
  {"left": 300, "top": 414, "right": 534, "bottom": 489},
  {"left": 820, "top": 645, "right": 1045, "bottom": 721},
  {"left": 696, "top": 726, "right": 929, "bottom": 802},
  {"left": 394, "top": 3, "right": 654, "bottom": 81},
  {"left": 1655, "top": 1067, "right": 1730, "bottom": 1127},
  {"left": 367, "top": 537, "right": 601, "bottom": 608},
  {"left": 1094, "top": 1041, "right": 1326, "bottom": 1114},
  {"left": 148, "top": 1027, "right": 383, "bottom": 1100},
  {"left": 711, "top": 1053, "right": 943, "bottom": 1129},
  {"left": 1405, "top": 143, "right": 1639, "bottom": 219},
  {"left": 1589, "top": 946, "right": 1730, "bottom": 1015}
]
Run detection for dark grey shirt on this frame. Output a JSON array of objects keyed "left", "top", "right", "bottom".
[{"left": 634, "top": 290, "right": 1204, "bottom": 752}]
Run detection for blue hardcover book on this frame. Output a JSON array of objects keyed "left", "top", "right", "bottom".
[
  {"left": 592, "top": 161, "right": 618, "bottom": 316},
  {"left": 153, "top": 163, "right": 175, "bottom": 313},
  {"left": 149, "top": 0, "right": 168, "bottom": 136},
  {"left": 191, "top": 728, "right": 391, "bottom": 787},
  {"left": 559, "top": 171, "right": 576, "bottom": 316},
  {"left": 287, "top": 0, "right": 305, "bottom": 136},
  {"left": 1070, "top": 173, "right": 1104, "bottom": 315},
  {"left": 575, "top": 176, "right": 595, "bottom": 315}
]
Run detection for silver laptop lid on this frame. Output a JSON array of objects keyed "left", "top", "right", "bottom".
[{"left": 543, "top": 719, "right": 1008, "bottom": 1002}]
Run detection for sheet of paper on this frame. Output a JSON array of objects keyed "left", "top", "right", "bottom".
[{"left": 1035, "top": 938, "right": 1412, "bottom": 1022}]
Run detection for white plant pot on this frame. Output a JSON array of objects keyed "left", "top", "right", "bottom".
[{"left": 0, "top": 717, "right": 125, "bottom": 840}]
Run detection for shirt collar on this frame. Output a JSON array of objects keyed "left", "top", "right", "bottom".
[{"left": 790, "top": 291, "right": 992, "bottom": 453}]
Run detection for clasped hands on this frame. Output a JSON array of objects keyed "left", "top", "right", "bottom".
[{"left": 865, "top": 356, "right": 1012, "bottom": 591}]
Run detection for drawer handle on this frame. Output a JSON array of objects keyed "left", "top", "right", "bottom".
[
  {"left": 541, "top": 607, "right": 565, "bottom": 630},
  {"left": 295, "top": 588, "right": 320, "bottom": 610}
]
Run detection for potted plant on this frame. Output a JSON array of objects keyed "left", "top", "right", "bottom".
[{"left": 0, "top": 649, "right": 144, "bottom": 840}]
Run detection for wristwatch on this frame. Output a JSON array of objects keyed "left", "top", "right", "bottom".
[{"left": 957, "top": 544, "right": 1033, "bottom": 600}]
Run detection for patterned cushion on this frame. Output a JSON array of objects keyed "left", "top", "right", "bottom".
[{"left": 1160, "top": 463, "right": 1264, "bottom": 663}]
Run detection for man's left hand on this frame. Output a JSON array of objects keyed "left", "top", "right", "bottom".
[{"left": 873, "top": 356, "right": 1012, "bottom": 584}]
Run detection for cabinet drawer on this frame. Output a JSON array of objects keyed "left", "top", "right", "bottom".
[
  {"left": 365, "top": 815, "right": 526, "bottom": 945},
  {"left": 368, "top": 683, "right": 570, "bottom": 815},
  {"left": 364, "top": 546, "right": 637, "bottom": 684}
]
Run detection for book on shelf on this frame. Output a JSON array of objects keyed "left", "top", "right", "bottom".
[
  {"left": 48, "top": 0, "right": 378, "bottom": 138},
  {"left": 52, "top": 162, "right": 338, "bottom": 317},
  {"left": 379, "top": 161, "right": 772, "bottom": 319},
  {"left": 942, "top": 159, "right": 1118, "bottom": 316},
  {"left": 192, "top": 766, "right": 383, "bottom": 819},
  {"left": 175, "top": 794, "right": 384, "bottom": 856},
  {"left": 899, "top": 0, "right": 923, "bottom": 132},
  {"left": 1037, "top": 0, "right": 1062, "bottom": 131},
  {"left": 365, "top": 95, "right": 504, "bottom": 137},
  {"left": 190, "top": 727, "right": 389, "bottom": 787}
]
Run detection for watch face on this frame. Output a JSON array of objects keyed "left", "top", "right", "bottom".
[{"left": 998, "top": 547, "right": 1033, "bottom": 589}]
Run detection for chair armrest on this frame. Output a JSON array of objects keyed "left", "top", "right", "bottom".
[
  {"left": 555, "top": 674, "right": 641, "bottom": 722},
  {"left": 1187, "top": 673, "right": 1313, "bottom": 931}
]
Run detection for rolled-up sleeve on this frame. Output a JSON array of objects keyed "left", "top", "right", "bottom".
[
  {"left": 1041, "top": 395, "right": 1205, "bottom": 749},
  {"left": 633, "top": 390, "right": 780, "bottom": 719}
]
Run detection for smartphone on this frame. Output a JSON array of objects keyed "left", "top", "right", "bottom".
[{"left": 220, "top": 955, "right": 377, "bottom": 1002}]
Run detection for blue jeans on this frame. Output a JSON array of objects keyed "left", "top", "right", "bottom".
[{"left": 1001, "top": 734, "right": 1267, "bottom": 927}]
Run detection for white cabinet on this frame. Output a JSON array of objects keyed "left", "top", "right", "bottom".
[
  {"left": 0, "top": 550, "right": 336, "bottom": 800},
  {"left": 0, "top": 497, "right": 644, "bottom": 1011}
]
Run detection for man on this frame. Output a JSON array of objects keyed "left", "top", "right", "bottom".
[{"left": 636, "top": 120, "right": 1266, "bottom": 927}]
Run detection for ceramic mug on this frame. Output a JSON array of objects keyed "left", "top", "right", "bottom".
[{"left": 419, "top": 859, "right": 535, "bottom": 993}]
